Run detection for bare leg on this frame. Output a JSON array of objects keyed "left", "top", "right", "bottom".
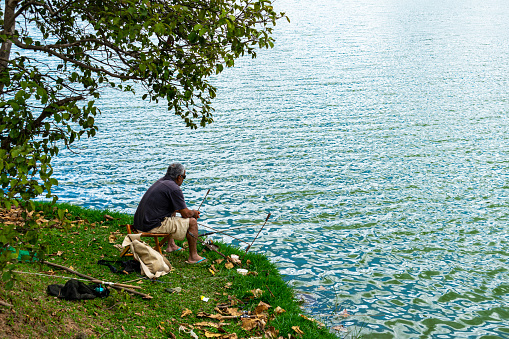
[{"left": 186, "top": 218, "right": 205, "bottom": 263}]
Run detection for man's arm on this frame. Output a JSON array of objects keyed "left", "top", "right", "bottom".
[{"left": 176, "top": 208, "right": 200, "bottom": 219}]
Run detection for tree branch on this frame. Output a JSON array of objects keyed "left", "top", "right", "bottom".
[
  {"left": 11, "top": 37, "right": 139, "bottom": 81},
  {"left": 34, "top": 95, "right": 85, "bottom": 128}
]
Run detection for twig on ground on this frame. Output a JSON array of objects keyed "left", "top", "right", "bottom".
[
  {"left": 0, "top": 300, "right": 13, "bottom": 307},
  {"left": 265, "top": 284, "right": 275, "bottom": 298}
]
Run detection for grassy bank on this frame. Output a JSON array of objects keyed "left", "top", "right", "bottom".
[{"left": 0, "top": 203, "right": 348, "bottom": 338}]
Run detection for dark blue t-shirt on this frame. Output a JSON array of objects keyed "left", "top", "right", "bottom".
[{"left": 133, "top": 177, "right": 187, "bottom": 232}]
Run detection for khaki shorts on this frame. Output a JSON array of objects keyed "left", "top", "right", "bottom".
[{"left": 149, "top": 217, "right": 190, "bottom": 241}]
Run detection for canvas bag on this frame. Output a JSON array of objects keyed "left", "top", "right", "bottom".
[{"left": 121, "top": 234, "right": 172, "bottom": 279}]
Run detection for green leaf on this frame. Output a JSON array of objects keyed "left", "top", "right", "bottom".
[
  {"left": 2, "top": 270, "right": 11, "bottom": 282},
  {"left": 5, "top": 279, "right": 14, "bottom": 290},
  {"left": 188, "top": 32, "right": 198, "bottom": 43}
]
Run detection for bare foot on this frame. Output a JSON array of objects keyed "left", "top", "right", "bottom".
[
  {"left": 165, "top": 245, "right": 182, "bottom": 253},
  {"left": 185, "top": 257, "right": 207, "bottom": 264}
]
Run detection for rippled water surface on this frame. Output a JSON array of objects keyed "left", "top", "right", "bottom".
[{"left": 50, "top": 0, "right": 509, "bottom": 337}]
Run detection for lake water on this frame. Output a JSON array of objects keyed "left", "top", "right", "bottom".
[{"left": 49, "top": 0, "right": 509, "bottom": 337}]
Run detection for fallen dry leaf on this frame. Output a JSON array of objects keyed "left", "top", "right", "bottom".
[
  {"left": 241, "top": 317, "right": 267, "bottom": 332},
  {"left": 264, "top": 326, "right": 279, "bottom": 339},
  {"left": 241, "top": 318, "right": 258, "bottom": 331},
  {"left": 108, "top": 234, "right": 117, "bottom": 243},
  {"left": 226, "top": 308, "right": 243, "bottom": 317},
  {"left": 197, "top": 312, "right": 224, "bottom": 320},
  {"left": 225, "top": 262, "right": 234, "bottom": 269},
  {"left": 255, "top": 301, "right": 271, "bottom": 315},
  {"left": 181, "top": 308, "right": 193, "bottom": 318},
  {"left": 56, "top": 251, "right": 63, "bottom": 256},
  {"left": 292, "top": 326, "right": 304, "bottom": 335},
  {"left": 204, "top": 331, "right": 223, "bottom": 338},
  {"left": 194, "top": 321, "right": 223, "bottom": 328},
  {"left": 299, "top": 314, "right": 312, "bottom": 322},
  {"left": 229, "top": 255, "right": 241, "bottom": 266},
  {"left": 215, "top": 258, "right": 224, "bottom": 264},
  {"left": 274, "top": 306, "right": 286, "bottom": 315},
  {"left": 209, "top": 268, "right": 216, "bottom": 276},
  {"left": 250, "top": 289, "right": 264, "bottom": 298}
]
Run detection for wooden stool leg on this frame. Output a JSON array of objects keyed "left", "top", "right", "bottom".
[
  {"left": 120, "top": 246, "right": 132, "bottom": 257},
  {"left": 159, "top": 235, "right": 170, "bottom": 248},
  {"left": 154, "top": 237, "right": 161, "bottom": 254}
]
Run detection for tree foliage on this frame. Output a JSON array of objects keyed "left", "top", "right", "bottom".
[{"left": 0, "top": 0, "right": 287, "bottom": 276}]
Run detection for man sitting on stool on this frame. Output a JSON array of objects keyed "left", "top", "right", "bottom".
[{"left": 133, "top": 162, "right": 206, "bottom": 264}]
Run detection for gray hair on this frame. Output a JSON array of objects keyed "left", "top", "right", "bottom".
[{"left": 166, "top": 163, "right": 185, "bottom": 180}]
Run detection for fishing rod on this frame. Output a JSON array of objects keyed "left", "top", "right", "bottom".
[
  {"left": 186, "top": 188, "right": 209, "bottom": 240},
  {"left": 245, "top": 213, "right": 271, "bottom": 253},
  {"left": 197, "top": 188, "right": 210, "bottom": 211}
]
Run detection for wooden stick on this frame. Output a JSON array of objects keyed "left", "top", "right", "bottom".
[
  {"left": 0, "top": 300, "right": 13, "bottom": 308},
  {"left": 245, "top": 213, "right": 271, "bottom": 253},
  {"left": 265, "top": 284, "right": 275, "bottom": 298},
  {"left": 42, "top": 261, "right": 152, "bottom": 299},
  {"left": 12, "top": 270, "right": 142, "bottom": 289}
]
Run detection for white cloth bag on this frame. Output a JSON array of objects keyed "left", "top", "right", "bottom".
[{"left": 122, "top": 234, "right": 172, "bottom": 279}]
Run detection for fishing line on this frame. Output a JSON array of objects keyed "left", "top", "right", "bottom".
[{"left": 198, "top": 222, "right": 251, "bottom": 245}]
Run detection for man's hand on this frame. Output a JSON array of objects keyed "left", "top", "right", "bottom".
[{"left": 177, "top": 208, "right": 200, "bottom": 219}]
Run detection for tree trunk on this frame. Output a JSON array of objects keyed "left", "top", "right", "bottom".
[{"left": 0, "top": 0, "right": 19, "bottom": 92}]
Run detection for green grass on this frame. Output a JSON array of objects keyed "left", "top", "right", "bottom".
[{"left": 0, "top": 202, "right": 345, "bottom": 338}]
